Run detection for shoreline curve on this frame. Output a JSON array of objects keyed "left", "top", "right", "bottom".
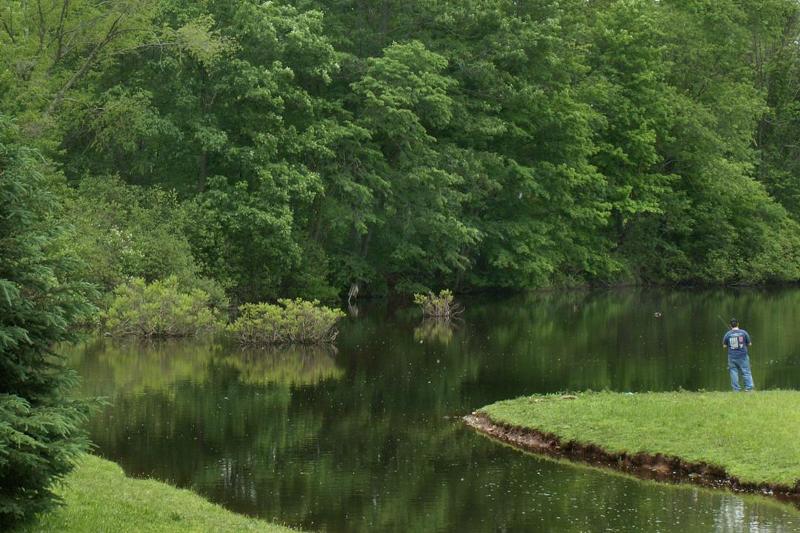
[{"left": 463, "top": 412, "right": 800, "bottom": 507}]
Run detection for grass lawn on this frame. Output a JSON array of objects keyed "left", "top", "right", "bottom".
[
  {"left": 478, "top": 390, "right": 800, "bottom": 488},
  {"left": 15, "top": 455, "right": 297, "bottom": 533}
]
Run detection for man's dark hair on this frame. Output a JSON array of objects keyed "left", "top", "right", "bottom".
[{"left": 730, "top": 318, "right": 739, "bottom": 327}]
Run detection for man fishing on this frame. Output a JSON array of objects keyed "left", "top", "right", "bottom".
[{"left": 722, "top": 318, "right": 754, "bottom": 392}]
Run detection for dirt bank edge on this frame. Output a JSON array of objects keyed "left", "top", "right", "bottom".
[{"left": 464, "top": 412, "right": 800, "bottom": 505}]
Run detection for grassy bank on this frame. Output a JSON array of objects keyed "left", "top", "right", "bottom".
[
  {"left": 472, "top": 390, "right": 800, "bottom": 489},
  {"left": 16, "top": 455, "right": 296, "bottom": 533}
]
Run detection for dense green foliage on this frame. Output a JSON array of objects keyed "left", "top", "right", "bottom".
[
  {"left": 0, "top": 119, "right": 93, "bottom": 527},
  {"left": 103, "top": 277, "right": 223, "bottom": 338},
  {"left": 4, "top": 0, "right": 800, "bottom": 301},
  {"left": 64, "top": 176, "right": 201, "bottom": 293},
  {"left": 228, "top": 299, "right": 345, "bottom": 345},
  {"left": 478, "top": 390, "right": 800, "bottom": 487},
  {"left": 14, "top": 455, "right": 296, "bottom": 532}
]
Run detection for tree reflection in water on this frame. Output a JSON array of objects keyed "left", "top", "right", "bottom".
[{"left": 414, "top": 318, "right": 456, "bottom": 345}]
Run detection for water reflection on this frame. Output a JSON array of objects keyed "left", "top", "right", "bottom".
[
  {"left": 414, "top": 318, "right": 457, "bottom": 345},
  {"left": 68, "top": 338, "right": 223, "bottom": 396},
  {"left": 70, "top": 338, "right": 342, "bottom": 393},
  {"left": 68, "top": 289, "right": 800, "bottom": 532},
  {"left": 713, "top": 497, "right": 798, "bottom": 533},
  {"left": 219, "top": 346, "right": 342, "bottom": 386}
]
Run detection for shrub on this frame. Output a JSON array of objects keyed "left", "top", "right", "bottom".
[
  {"left": 0, "top": 119, "right": 94, "bottom": 527},
  {"left": 103, "top": 277, "right": 222, "bottom": 337},
  {"left": 413, "top": 289, "right": 462, "bottom": 319},
  {"left": 228, "top": 299, "right": 345, "bottom": 346}
]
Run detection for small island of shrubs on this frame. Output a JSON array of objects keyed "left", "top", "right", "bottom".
[
  {"left": 228, "top": 299, "right": 345, "bottom": 346},
  {"left": 102, "top": 277, "right": 345, "bottom": 345},
  {"left": 414, "top": 289, "right": 462, "bottom": 319},
  {"left": 103, "top": 277, "right": 222, "bottom": 337}
]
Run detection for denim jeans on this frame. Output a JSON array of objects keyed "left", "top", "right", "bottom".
[{"left": 728, "top": 354, "right": 754, "bottom": 391}]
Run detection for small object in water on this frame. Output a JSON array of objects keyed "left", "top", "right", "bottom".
[{"left": 654, "top": 311, "right": 662, "bottom": 318}]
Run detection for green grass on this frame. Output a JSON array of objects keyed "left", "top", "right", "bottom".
[
  {"left": 16, "top": 455, "right": 297, "bottom": 533},
  {"left": 480, "top": 390, "right": 800, "bottom": 487}
]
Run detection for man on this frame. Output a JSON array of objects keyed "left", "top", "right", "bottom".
[{"left": 722, "top": 318, "right": 754, "bottom": 392}]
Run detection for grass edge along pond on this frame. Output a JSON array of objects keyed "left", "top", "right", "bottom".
[
  {"left": 14, "top": 455, "right": 297, "bottom": 533},
  {"left": 466, "top": 390, "right": 800, "bottom": 501}
]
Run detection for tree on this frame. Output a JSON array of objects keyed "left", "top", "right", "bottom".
[
  {"left": 348, "top": 40, "right": 480, "bottom": 292},
  {"left": 7, "top": 0, "right": 800, "bottom": 300},
  {"left": 0, "top": 117, "right": 94, "bottom": 527},
  {"left": 614, "top": 0, "right": 800, "bottom": 283},
  {"left": 0, "top": 0, "right": 159, "bottom": 131}
]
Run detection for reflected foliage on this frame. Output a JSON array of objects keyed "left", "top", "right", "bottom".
[
  {"left": 219, "top": 347, "right": 342, "bottom": 386},
  {"left": 69, "top": 338, "right": 342, "bottom": 398},
  {"left": 414, "top": 319, "right": 456, "bottom": 346}
]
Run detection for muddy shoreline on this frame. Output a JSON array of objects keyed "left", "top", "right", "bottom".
[{"left": 464, "top": 412, "right": 800, "bottom": 506}]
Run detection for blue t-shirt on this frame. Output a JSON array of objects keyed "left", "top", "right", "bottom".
[{"left": 723, "top": 329, "right": 751, "bottom": 357}]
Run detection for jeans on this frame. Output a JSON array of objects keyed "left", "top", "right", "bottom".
[{"left": 728, "top": 354, "right": 754, "bottom": 392}]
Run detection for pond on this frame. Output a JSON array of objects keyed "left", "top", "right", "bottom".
[{"left": 69, "top": 289, "right": 800, "bottom": 532}]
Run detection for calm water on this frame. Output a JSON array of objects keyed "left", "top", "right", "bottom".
[{"left": 69, "top": 289, "right": 800, "bottom": 532}]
